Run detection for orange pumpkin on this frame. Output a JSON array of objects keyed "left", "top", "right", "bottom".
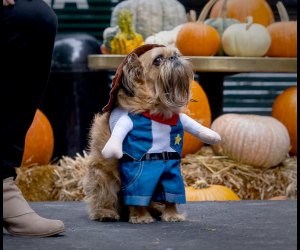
[
  {"left": 266, "top": 1, "right": 297, "bottom": 57},
  {"left": 176, "top": 0, "right": 220, "bottom": 56},
  {"left": 182, "top": 80, "right": 211, "bottom": 157},
  {"left": 185, "top": 180, "right": 240, "bottom": 201},
  {"left": 21, "top": 109, "right": 54, "bottom": 167},
  {"left": 272, "top": 86, "right": 297, "bottom": 155},
  {"left": 210, "top": 0, "right": 274, "bottom": 27}
]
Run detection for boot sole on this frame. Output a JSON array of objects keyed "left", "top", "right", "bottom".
[{"left": 4, "top": 226, "right": 65, "bottom": 238}]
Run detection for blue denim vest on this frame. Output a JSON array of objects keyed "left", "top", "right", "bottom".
[{"left": 122, "top": 113, "right": 183, "bottom": 160}]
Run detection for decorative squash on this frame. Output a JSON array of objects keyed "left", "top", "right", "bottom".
[
  {"left": 185, "top": 180, "right": 240, "bottom": 201},
  {"left": 182, "top": 80, "right": 211, "bottom": 157},
  {"left": 211, "top": 113, "right": 290, "bottom": 168},
  {"left": 266, "top": 1, "right": 297, "bottom": 57},
  {"left": 21, "top": 109, "right": 54, "bottom": 167},
  {"left": 272, "top": 86, "right": 297, "bottom": 156},
  {"left": 221, "top": 16, "right": 271, "bottom": 57},
  {"left": 210, "top": 0, "right": 274, "bottom": 27},
  {"left": 176, "top": 0, "right": 220, "bottom": 56},
  {"left": 109, "top": 10, "right": 144, "bottom": 55},
  {"left": 110, "top": 0, "right": 187, "bottom": 40},
  {"left": 204, "top": 0, "right": 240, "bottom": 56}
]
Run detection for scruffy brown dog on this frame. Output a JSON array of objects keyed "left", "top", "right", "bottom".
[{"left": 83, "top": 44, "right": 221, "bottom": 223}]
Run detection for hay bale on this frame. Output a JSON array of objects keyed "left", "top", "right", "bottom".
[
  {"left": 16, "top": 164, "right": 58, "bottom": 201},
  {"left": 53, "top": 152, "right": 89, "bottom": 201},
  {"left": 16, "top": 152, "right": 89, "bottom": 201},
  {"left": 181, "top": 147, "right": 297, "bottom": 200},
  {"left": 16, "top": 147, "right": 297, "bottom": 201}
]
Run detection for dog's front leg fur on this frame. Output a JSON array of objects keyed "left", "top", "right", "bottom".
[
  {"left": 129, "top": 206, "right": 155, "bottom": 224},
  {"left": 161, "top": 203, "right": 185, "bottom": 222},
  {"left": 83, "top": 113, "right": 121, "bottom": 221}
]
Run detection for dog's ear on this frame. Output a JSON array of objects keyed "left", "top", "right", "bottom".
[{"left": 121, "top": 53, "right": 144, "bottom": 96}]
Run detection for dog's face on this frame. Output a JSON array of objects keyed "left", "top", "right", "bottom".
[{"left": 117, "top": 46, "right": 194, "bottom": 118}]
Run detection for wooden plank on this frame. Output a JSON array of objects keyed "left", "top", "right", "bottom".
[{"left": 88, "top": 55, "right": 297, "bottom": 73}]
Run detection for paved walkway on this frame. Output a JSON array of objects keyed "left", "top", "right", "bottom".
[{"left": 3, "top": 201, "right": 297, "bottom": 250}]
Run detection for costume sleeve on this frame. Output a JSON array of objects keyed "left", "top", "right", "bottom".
[
  {"left": 179, "top": 113, "right": 221, "bottom": 144},
  {"left": 110, "top": 114, "right": 133, "bottom": 141},
  {"left": 102, "top": 108, "right": 133, "bottom": 159}
]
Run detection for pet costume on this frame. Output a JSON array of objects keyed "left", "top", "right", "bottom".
[{"left": 101, "top": 44, "right": 221, "bottom": 206}]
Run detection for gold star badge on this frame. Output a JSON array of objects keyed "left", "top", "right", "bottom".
[{"left": 174, "top": 134, "right": 182, "bottom": 145}]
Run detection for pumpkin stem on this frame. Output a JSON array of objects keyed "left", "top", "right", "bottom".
[
  {"left": 193, "top": 179, "right": 209, "bottom": 189},
  {"left": 277, "top": 1, "right": 290, "bottom": 22},
  {"left": 218, "top": 0, "right": 228, "bottom": 19},
  {"left": 187, "top": 9, "right": 197, "bottom": 22},
  {"left": 245, "top": 16, "right": 253, "bottom": 30},
  {"left": 197, "top": 0, "right": 218, "bottom": 23}
]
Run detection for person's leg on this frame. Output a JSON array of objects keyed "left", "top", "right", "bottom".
[
  {"left": 1, "top": 0, "right": 57, "bottom": 179},
  {"left": 1, "top": 0, "right": 65, "bottom": 237}
]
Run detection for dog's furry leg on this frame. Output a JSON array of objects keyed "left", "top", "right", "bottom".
[
  {"left": 128, "top": 206, "right": 155, "bottom": 224},
  {"left": 83, "top": 113, "right": 121, "bottom": 221},
  {"left": 161, "top": 203, "right": 186, "bottom": 222}
]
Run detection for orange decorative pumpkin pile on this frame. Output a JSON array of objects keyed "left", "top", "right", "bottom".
[
  {"left": 272, "top": 86, "right": 297, "bottom": 155},
  {"left": 266, "top": 1, "right": 297, "bottom": 57},
  {"left": 185, "top": 180, "right": 240, "bottom": 201},
  {"left": 176, "top": 0, "right": 220, "bottom": 56},
  {"left": 21, "top": 109, "right": 54, "bottom": 167},
  {"left": 210, "top": 0, "right": 274, "bottom": 27},
  {"left": 182, "top": 80, "right": 211, "bottom": 157}
]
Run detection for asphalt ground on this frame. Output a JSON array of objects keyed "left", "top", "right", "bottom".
[{"left": 3, "top": 200, "right": 297, "bottom": 250}]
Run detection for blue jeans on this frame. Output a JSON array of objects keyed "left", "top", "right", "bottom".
[{"left": 120, "top": 159, "right": 186, "bottom": 206}]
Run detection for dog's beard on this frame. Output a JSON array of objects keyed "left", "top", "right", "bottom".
[{"left": 155, "top": 58, "right": 193, "bottom": 111}]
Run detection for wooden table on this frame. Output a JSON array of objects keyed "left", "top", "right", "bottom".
[{"left": 88, "top": 55, "right": 297, "bottom": 120}]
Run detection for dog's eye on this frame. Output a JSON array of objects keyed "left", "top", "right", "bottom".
[{"left": 153, "top": 55, "right": 164, "bottom": 66}]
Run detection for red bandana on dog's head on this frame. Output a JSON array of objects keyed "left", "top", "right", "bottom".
[{"left": 102, "top": 44, "right": 165, "bottom": 113}]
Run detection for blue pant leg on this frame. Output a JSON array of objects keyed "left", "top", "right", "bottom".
[
  {"left": 153, "top": 159, "right": 186, "bottom": 204},
  {"left": 120, "top": 160, "right": 165, "bottom": 206}
]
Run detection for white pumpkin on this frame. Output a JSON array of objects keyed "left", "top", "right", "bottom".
[
  {"left": 144, "top": 24, "right": 183, "bottom": 47},
  {"left": 110, "top": 0, "right": 187, "bottom": 40},
  {"left": 222, "top": 16, "right": 271, "bottom": 57},
  {"left": 211, "top": 114, "right": 290, "bottom": 168}
]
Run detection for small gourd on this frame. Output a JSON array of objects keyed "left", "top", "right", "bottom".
[
  {"left": 266, "top": 1, "right": 297, "bottom": 57},
  {"left": 222, "top": 16, "right": 271, "bottom": 57},
  {"left": 101, "top": 26, "right": 120, "bottom": 54},
  {"left": 110, "top": 10, "right": 144, "bottom": 55},
  {"left": 211, "top": 113, "right": 290, "bottom": 168},
  {"left": 204, "top": 0, "right": 240, "bottom": 56}
]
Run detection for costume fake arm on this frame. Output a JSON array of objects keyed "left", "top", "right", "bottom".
[
  {"left": 179, "top": 113, "right": 221, "bottom": 144},
  {"left": 102, "top": 113, "right": 133, "bottom": 159}
]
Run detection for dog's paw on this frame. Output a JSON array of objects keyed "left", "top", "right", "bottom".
[
  {"left": 161, "top": 212, "right": 186, "bottom": 222},
  {"left": 129, "top": 214, "right": 155, "bottom": 224},
  {"left": 90, "top": 209, "right": 120, "bottom": 222}
]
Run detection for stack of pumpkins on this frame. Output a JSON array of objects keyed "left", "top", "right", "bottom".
[
  {"left": 102, "top": 0, "right": 297, "bottom": 58},
  {"left": 172, "top": 0, "right": 297, "bottom": 58}
]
